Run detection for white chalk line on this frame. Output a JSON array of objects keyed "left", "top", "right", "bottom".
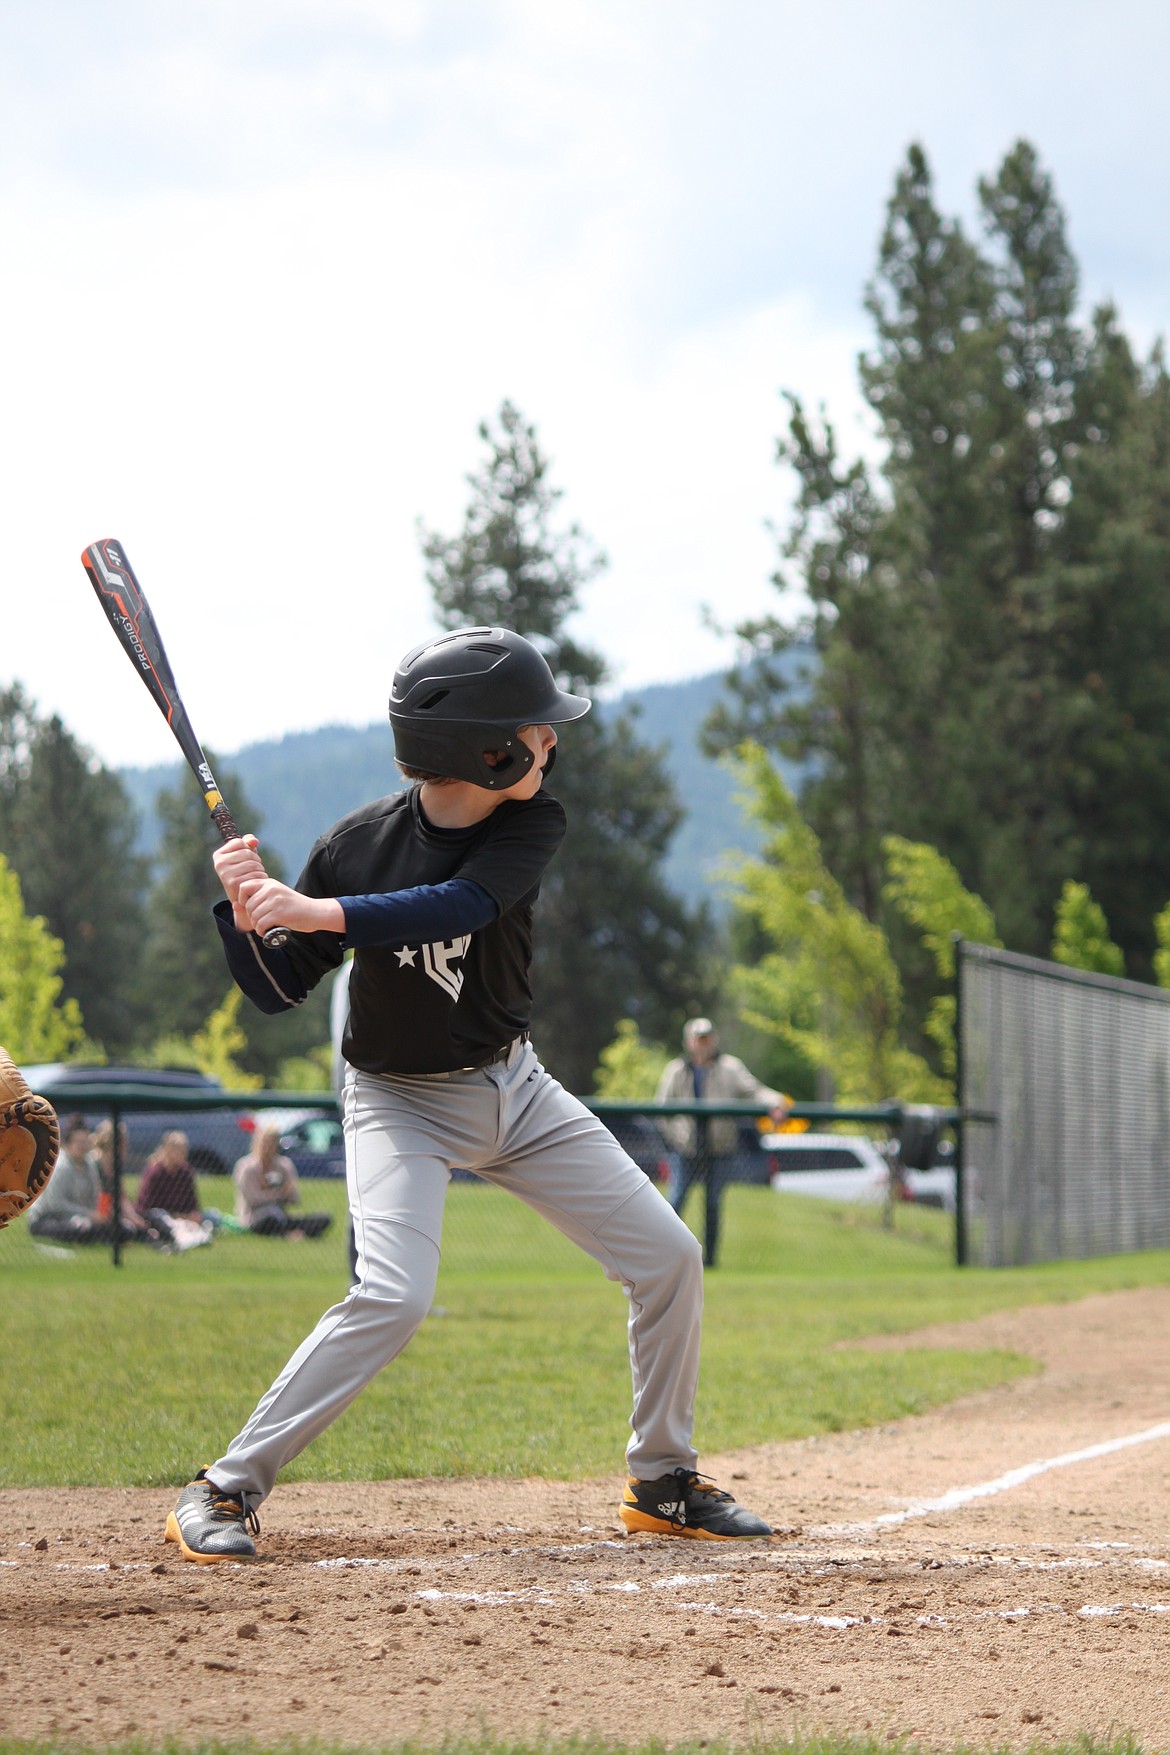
[
  {"left": 11, "top": 1552, "right": 1170, "bottom": 1634},
  {"left": 10, "top": 1545, "right": 1164, "bottom": 1578},
  {"left": 10, "top": 1421, "right": 1170, "bottom": 1588},
  {"left": 816, "top": 1417, "right": 1170, "bottom": 1535},
  {"left": 403, "top": 1580, "right": 1170, "bottom": 1632}
]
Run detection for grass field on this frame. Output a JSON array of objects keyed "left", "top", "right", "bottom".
[{"left": 4, "top": 1181, "right": 1170, "bottom": 1489}]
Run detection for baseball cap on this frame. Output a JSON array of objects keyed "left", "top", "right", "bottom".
[{"left": 683, "top": 1017, "right": 717, "bottom": 1043}]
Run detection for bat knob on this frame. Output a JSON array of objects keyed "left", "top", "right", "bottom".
[{"left": 263, "top": 928, "right": 290, "bottom": 949}]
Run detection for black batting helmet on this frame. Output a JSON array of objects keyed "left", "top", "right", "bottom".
[{"left": 389, "top": 627, "right": 592, "bottom": 789}]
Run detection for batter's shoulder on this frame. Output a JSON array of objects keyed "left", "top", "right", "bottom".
[
  {"left": 314, "top": 789, "right": 413, "bottom": 849},
  {"left": 491, "top": 788, "right": 567, "bottom": 847},
  {"left": 500, "top": 788, "right": 566, "bottom": 830}
]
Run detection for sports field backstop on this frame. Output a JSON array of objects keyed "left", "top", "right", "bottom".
[{"left": 958, "top": 939, "right": 1170, "bottom": 1266}]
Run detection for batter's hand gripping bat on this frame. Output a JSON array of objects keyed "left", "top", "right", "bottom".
[{"left": 81, "top": 537, "right": 290, "bottom": 949}]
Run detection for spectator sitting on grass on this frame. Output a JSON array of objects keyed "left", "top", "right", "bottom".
[
  {"left": 89, "top": 1119, "right": 162, "bottom": 1246},
  {"left": 233, "top": 1124, "right": 332, "bottom": 1239},
  {"left": 28, "top": 1115, "right": 100, "bottom": 1242},
  {"left": 135, "top": 1130, "right": 213, "bottom": 1248}
]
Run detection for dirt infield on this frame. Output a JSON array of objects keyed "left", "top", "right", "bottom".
[{"left": 5, "top": 1285, "right": 1170, "bottom": 1750}]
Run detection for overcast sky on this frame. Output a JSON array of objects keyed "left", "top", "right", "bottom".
[{"left": 4, "top": 0, "right": 1168, "bottom": 770}]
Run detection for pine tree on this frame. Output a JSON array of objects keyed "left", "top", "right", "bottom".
[
  {"left": 706, "top": 139, "right": 1170, "bottom": 976},
  {"left": 138, "top": 755, "right": 276, "bottom": 1042},
  {"left": 422, "top": 401, "right": 607, "bottom": 693},
  {"left": 0, "top": 684, "right": 37, "bottom": 847},
  {"left": 0, "top": 688, "right": 148, "bottom": 1054},
  {"left": 420, "top": 402, "right": 713, "bottom": 1091},
  {"left": 1041, "top": 320, "right": 1170, "bottom": 973}
]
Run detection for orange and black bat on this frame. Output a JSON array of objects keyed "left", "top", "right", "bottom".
[{"left": 81, "top": 537, "right": 290, "bottom": 949}]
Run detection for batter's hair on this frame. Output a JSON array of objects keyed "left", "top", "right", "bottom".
[{"left": 396, "top": 763, "right": 457, "bottom": 785}]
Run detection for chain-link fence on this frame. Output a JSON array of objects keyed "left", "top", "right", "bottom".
[
  {"left": 1, "top": 1080, "right": 959, "bottom": 1275},
  {"left": 24, "top": 939, "right": 1170, "bottom": 1279},
  {"left": 958, "top": 938, "right": 1170, "bottom": 1266}
]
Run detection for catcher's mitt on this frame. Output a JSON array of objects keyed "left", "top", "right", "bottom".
[{"left": 0, "top": 1048, "right": 61, "bottom": 1229}]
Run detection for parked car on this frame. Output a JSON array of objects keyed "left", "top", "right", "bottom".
[
  {"left": 898, "top": 1138, "right": 958, "bottom": 1213},
  {"left": 302, "top": 1109, "right": 675, "bottom": 1192},
  {"left": 21, "top": 1064, "right": 254, "bottom": 1176},
  {"left": 760, "top": 1132, "right": 890, "bottom": 1204},
  {"left": 277, "top": 1113, "right": 346, "bottom": 1179}
]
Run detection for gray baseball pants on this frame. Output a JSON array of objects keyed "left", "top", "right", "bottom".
[{"left": 210, "top": 1038, "right": 703, "bottom": 1501}]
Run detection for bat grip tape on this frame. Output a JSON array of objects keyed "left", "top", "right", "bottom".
[{"left": 211, "top": 801, "right": 241, "bottom": 840}]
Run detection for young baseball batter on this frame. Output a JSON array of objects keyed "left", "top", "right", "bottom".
[{"left": 166, "top": 627, "right": 772, "bottom": 1561}]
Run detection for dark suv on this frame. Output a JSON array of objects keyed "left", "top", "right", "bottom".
[{"left": 22, "top": 1064, "right": 255, "bottom": 1175}]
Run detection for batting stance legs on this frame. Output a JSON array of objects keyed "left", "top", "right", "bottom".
[{"left": 202, "top": 1041, "right": 703, "bottom": 1506}]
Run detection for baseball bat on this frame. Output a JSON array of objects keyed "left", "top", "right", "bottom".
[{"left": 80, "top": 537, "right": 290, "bottom": 949}]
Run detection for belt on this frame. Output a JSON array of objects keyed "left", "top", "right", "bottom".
[
  {"left": 371, "top": 1034, "right": 531, "bottom": 1082},
  {"left": 405, "top": 1031, "right": 529, "bottom": 1074},
  {"left": 463, "top": 1031, "right": 530, "bottom": 1072}
]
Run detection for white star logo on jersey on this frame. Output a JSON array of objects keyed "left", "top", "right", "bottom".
[
  {"left": 395, "top": 945, "right": 417, "bottom": 967},
  {"left": 420, "top": 936, "right": 471, "bottom": 1002}
]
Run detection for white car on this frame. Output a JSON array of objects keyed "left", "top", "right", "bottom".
[
  {"left": 899, "top": 1147, "right": 959, "bottom": 1214},
  {"left": 760, "top": 1132, "right": 890, "bottom": 1204}
]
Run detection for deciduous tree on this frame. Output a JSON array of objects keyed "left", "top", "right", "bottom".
[
  {"left": 727, "top": 749, "right": 946, "bottom": 1105},
  {"left": 593, "top": 1019, "right": 670, "bottom": 1102},
  {"left": 1051, "top": 881, "right": 1124, "bottom": 977},
  {"left": 0, "top": 854, "right": 87, "bottom": 1061},
  {"left": 883, "top": 836, "right": 1000, "bottom": 1076}
]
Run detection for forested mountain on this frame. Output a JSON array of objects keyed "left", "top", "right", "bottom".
[
  {"left": 118, "top": 660, "right": 811, "bottom": 910},
  {"left": 121, "top": 724, "right": 407, "bottom": 884}
]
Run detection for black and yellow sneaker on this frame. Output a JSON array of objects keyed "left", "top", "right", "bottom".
[
  {"left": 164, "top": 1469, "right": 260, "bottom": 1564},
  {"left": 619, "top": 1468, "right": 772, "bottom": 1540}
]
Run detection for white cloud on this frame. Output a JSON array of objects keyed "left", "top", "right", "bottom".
[
  {"left": 2, "top": 157, "right": 867, "bottom": 765},
  {"left": 0, "top": 0, "right": 1165, "bottom": 769}
]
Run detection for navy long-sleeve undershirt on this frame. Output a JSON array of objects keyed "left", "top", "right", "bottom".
[{"left": 337, "top": 877, "right": 498, "bottom": 947}]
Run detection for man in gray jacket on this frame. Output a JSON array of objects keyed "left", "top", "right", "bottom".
[
  {"left": 27, "top": 1115, "right": 100, "bottom": 1242},
  {"left": 656, "top": 1019, "right": 790, "bottom": 1267}
]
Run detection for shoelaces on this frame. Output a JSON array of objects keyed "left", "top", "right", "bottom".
[
  {"left": 665, "top": 1468, "right": 732, "bottom": 1527},
  {"left": 207, "top": 1485, "right": 261, "bottom": 1538}
]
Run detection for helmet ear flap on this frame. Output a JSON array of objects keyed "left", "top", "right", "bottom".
[{"left": 481, "top": 745, "right": 523, "bottom": 781}]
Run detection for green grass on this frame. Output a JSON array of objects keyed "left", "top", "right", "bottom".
[{"left": 2, "top": 1182, "right": 1168, "bottom": 1488}]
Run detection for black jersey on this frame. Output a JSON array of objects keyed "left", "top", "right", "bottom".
[{"left": 284, "top": 785, "right": 566, "bottom": 1075}]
